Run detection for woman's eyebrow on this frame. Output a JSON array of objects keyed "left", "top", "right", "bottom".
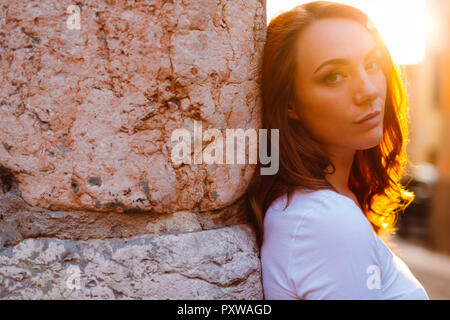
[{"left": 313, "top": 46, "right": 380, "bottom": 74}]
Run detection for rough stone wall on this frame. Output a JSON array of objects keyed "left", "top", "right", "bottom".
[{"left": 0, "top": 0, "right": 265, "bottom": 299}]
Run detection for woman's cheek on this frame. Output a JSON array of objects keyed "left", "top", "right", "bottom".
[{"left": 312, "top": 111, "right": 349, "bottom": 144}]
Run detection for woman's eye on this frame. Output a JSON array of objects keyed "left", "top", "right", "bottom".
[{"left": 323, "top": 72, "right": 345, "bottom": 84}]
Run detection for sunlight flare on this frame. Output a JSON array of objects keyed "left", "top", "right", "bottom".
[{"left": 267, "top": 0, "right": 434, "bottom": 65}]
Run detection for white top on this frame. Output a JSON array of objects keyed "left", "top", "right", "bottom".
[{"left": 261, "top": 188, "right": 429, "bottom": 300}]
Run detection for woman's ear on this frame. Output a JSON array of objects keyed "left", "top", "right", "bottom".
[{"left": 287, "top": 106, "right": 300, "bottom": 121}]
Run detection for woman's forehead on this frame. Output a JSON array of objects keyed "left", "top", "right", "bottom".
[{"left": 294, "top": 18, "right": 378, "bottom": 70}]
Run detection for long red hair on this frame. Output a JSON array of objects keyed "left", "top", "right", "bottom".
[{"left": 245, "top": 1, "right": 415, "bottom": 250}]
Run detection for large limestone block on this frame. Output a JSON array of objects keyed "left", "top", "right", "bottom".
[
  {"left": 0, "top": 186, "right": 251, "bottom": 248},
  {"left": 0, "top": 0, "right": 265, "bottom": 213},
  {"left": 0, "top": 224, "right": 263, "bottom": 299}
]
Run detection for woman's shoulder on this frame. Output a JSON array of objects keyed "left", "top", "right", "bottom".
[
  {"left": 263, "top": 187, "right": 374, "bottom": 242},
  {"left": 262, "top": 188, "right": 342, "bottom": 248},
  {"left": 265, "top": 188, "right": 358, "bottom": 222},
  {"left": 265, "top": 188, "right": 338, "bottom": 215},
  {"left": 261, "top": 188, "right": 380, "bottom": 299}
]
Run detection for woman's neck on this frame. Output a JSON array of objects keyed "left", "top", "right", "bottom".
[{"left": 324, "top": 145, "right": 356, "bottom": 197}]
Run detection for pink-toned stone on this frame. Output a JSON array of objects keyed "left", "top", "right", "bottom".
[
  {"left": 0, "top": 0, "right": 266, "bottom": 300},
  {"left": 0, "top": 0, "right": 265, "bottom": 214}
]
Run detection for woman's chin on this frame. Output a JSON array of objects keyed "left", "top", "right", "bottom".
[{"left": 356, "top": 131, "right": 384, "bottom": 150}]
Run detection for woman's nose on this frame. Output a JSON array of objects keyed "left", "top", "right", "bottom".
[{"left": 353, "top": 70, "right": 380, "bottom": 106}]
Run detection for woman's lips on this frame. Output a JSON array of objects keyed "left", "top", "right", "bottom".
[{"left": 354, "top": 111, "right": 381, "bottom": 126}]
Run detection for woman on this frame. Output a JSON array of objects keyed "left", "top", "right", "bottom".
[{"left": 245, "top": 1, "right": 429, "bottom": 299}]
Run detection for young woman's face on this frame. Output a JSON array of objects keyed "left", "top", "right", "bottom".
[{"left": 289, "top": 18, "right": 387, "bottom": 152}]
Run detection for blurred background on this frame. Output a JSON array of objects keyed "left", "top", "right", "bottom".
[{"left": 267, "top": 0, "right": 450, "bottom": 299}]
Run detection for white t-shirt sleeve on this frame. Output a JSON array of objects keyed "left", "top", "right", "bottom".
[{"left": 287, "top": 193, "right": 384, "bottom": 299}]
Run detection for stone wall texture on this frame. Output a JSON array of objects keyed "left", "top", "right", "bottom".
[{"left": 0, "top": 0, "right": 266, "bottom": 299}]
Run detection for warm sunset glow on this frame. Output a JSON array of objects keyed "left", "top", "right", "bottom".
[{"left": 267, "top": 0, "right": 434, "bottom": 65}]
